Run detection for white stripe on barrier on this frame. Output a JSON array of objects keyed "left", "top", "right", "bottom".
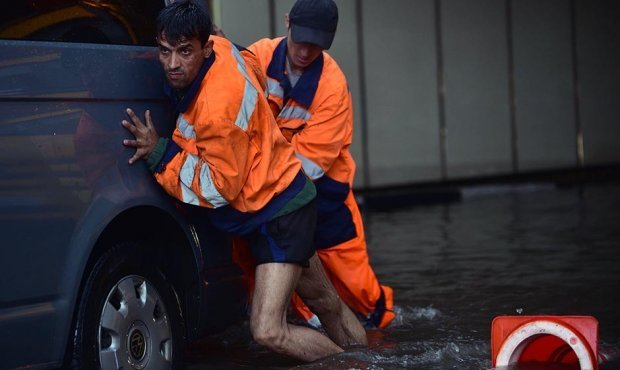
[{"left": 495, "top": 320, "right": 595, "bottom": 370}]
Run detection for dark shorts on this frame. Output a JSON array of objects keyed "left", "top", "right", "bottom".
[{"left": 246, "top": 199, "right": 317, "bottom": 267}]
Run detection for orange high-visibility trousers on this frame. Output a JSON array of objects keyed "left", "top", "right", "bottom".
[{"left": 232, "top": 191, "right": 395, "bottom": 329}]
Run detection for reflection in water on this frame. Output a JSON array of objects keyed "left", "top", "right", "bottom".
[{"left": 187, "top": 182, "right": 620, "bottom": 369}]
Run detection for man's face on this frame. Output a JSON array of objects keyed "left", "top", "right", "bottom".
[
  {"left": 157, "top": 33, "right": 213, "bottom": 90},
  {"left": 286, "top": 28, "right": 323, "bottom": 71}
]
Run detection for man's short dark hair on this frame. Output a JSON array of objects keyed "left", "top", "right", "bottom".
[{"left": 156, "top": 0, "right": 213, "bottom": 46}]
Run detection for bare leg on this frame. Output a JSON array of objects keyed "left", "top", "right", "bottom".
[
  {"left": 296, "top": 254, "right": 368, "bottom": 348},
  {"left": 251, "top": 262, "right": 344, "bottom": 362}
]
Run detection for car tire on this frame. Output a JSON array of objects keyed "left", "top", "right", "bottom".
[{"left": 71, "top": 242, "right": 185, "bottom": 370}]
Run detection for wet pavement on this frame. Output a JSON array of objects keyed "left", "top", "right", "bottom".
[{"left": 186, "top": 180, "right": 620, "bottom": 369}]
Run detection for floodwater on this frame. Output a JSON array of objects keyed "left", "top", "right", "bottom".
[{"left": 186, "top": 181, "right": 620, "bottom": 369}]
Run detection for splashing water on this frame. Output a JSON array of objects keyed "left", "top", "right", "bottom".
[{"left": 187, "top": 183, "right": 620, "bottom": 369}]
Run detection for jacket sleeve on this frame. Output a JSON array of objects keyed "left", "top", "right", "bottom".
[
  {"left": 247, "top": 39, "right": 267, "bottom": 68},
  {"left": 153, "top": 118, "right": 251, "bottom": 208},
  {"left": 193, "top": 117, "right": 251, "bottom": 205},
  {"left": 241, "top": 49, "right": 268, "bottom": 94},
  {"left": 291, "top": 85, "right": 351, "bottom": 180}
]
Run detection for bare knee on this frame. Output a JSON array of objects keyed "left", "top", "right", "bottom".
[
  {"left": 304, "top": 291, "right": 341, "bottom": 317},
  {"left": 251, "top": 315, "right": 288, "bottom": 351}
]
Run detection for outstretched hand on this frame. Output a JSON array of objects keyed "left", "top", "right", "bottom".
[{"left": 122, "top": 108, "right": 159, "bottom": 164}]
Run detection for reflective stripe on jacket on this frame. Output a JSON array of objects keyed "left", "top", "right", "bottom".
[{"left": 154, "top": 36, "right": 301, "bottom": 217}]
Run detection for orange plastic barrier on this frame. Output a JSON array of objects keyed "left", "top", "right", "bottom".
[{"left": 491, "top": 316, "right": 598, "bottom": 370}]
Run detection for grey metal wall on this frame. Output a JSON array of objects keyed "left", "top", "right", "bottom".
[
  {"left": 441, "top": 0, "right": 513, "bottom": 179},
  {"left": 576, "top": 1, "right": 620, "bottom": 166},
  {"left": 511, "top": 0, "right": 577, "bottom": 171},
  {"left": 215, "top": 0, "right": 620, "bottom": 190},
  {"left": 218, "top": 0, "right": 272, "bottom": 47},
  {"left": 362, "top": 0, "right": 442, "bottom": 187}
]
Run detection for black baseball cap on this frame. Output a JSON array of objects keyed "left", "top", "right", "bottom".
[{"left": 289, "top": 0, "right": 338, "bottom": 50}]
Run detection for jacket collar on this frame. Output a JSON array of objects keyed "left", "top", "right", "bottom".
[
  {"left": 266, "top": 37, "right": 323, "bottom": 108},
  {"left": 164, "top": 52, "right": 216, "bottom": 113}
]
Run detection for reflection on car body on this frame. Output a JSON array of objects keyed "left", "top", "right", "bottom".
[{"left": 0, "top": 1, "right": 246, "bottom": 369}]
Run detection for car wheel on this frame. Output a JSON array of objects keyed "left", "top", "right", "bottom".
[{"left": 72, "top": 242, "right": 185, "bottom": 370}]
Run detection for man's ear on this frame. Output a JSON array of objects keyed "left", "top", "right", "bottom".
[
  {"left": 204, "top": 39, "right": 214, "bottom": 58},
  {"left": 284, "top": 13, "right": 290, "bottom": 29}
]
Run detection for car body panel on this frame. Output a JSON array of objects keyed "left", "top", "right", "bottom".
[{"left": 0, "top": 2, "right": 247, "bottom": 368}]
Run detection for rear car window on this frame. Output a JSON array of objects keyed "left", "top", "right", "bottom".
[{"left": 0, "top": 1, "right": 167, "bottom": 45}]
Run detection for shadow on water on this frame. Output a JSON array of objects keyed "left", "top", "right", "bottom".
[{"left": 186, "top": 182, "right": 620, "bottom": 369}]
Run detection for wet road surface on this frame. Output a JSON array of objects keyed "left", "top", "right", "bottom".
[{"left": 186, "top": 181, "right": 620, "bottom": 369}]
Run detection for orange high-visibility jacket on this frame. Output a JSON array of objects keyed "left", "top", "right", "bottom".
[
  {"left": 151, "top": 36, "right": 303, "bottom": 234},
  {"left": 249, "top": 37, "right": 357, "bottom": 248}
]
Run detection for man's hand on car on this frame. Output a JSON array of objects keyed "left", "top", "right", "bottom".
[{"left": 122, "top": 108, "right": 159, "bottom": 164}]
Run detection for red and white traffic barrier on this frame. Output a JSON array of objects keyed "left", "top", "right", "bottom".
[{"left": 492, "top": 316, "right": 598, "bottom": 369}]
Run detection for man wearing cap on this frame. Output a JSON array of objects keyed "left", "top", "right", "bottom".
[{"left": 240, "top": 0, "right": 395, "bottom": 329}]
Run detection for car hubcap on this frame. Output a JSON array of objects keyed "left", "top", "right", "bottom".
[
  {"left": 98, "top": 275, "right": 173, "bottom": 370},
  {"left": 128, "top": 322, "right": 148, "bottom": 362}
]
